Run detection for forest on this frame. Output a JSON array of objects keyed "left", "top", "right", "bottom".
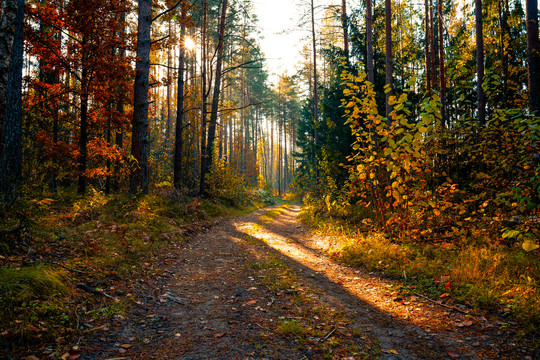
[{"left": 0, "top": 0, "right": 539, "bottom": 358}]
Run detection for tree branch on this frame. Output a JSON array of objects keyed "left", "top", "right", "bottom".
[
  {"left": 152, "top": 0, "right": 183, "bottom": 23},
  {"left": 151, "top": 34, "right": 170, "bottom": 45},
  {"left": 221, "top": 58, "right": 263, "bottom": 76}
]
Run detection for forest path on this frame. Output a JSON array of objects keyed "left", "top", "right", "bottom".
[{"left": 88, "top": 205, "right": 527, "bottom": 359}]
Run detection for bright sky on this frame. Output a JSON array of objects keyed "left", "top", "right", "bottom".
[{"left": 251, "top": 0, "right": 305, "bottom": 84}]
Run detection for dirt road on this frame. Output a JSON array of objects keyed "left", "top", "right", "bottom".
[{"left": 84, "top": 205, "right": 536, "bottom": 359}]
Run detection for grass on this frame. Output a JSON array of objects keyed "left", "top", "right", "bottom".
[
  {"left": 278, "top": 318, "right": 305, "bottom": 338},
  {"left": 0, "top": 186, "right": 265, "bottom": 355},
  {"left": 258, "top": 204, "right": 290, "bottom": 224},
  {"left": 299, "top": 207, "right": 540, "bottom": 341}
]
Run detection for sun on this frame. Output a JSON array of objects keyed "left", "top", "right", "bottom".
[{"left": 184, "top": 36, "right": 195, "bottom": 51}]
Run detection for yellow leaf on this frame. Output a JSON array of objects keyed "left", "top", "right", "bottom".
[
  {"left": 433, "top": 209, "right": 441, "bottom": 216},
  {"left": 522, "top": 240, "right": 540, "bottom": 252}
]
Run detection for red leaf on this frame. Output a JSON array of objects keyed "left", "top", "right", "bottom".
[{"left": 444, "top": 281, "right": 451, "bottom": 291}]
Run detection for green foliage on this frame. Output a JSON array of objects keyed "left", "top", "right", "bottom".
[
  {"left": 206, "top": 158, "right": 271, "bottom": 207},
  {"left": 278, "top": 318, "right": 305, "bottom": 338},
  {"left": 0, "top": 266, "right": 69, "bottom": 343},
  {"left": 336, "top": 67, "right": 540, "bottom": 249}
]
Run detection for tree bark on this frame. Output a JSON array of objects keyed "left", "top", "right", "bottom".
[
  {"left": 199, "top": 0, "right": 208, "bottom": 195},
  {"left": 130, "top": 0, "right": 152, "bottom": 194},
  {"left": 201, "top": 0, "right": 228, "bottom": 195},
  {"left": 475, "top": 0, "right": 486, "bottom": 125},
  {"left": 341, "top": 0, "right": 349, "bottom": 58},
  {"left": 366, "top": 0, "right": 374, "bottom": 84},
  {"left": 174, "top": 8, "right": 188, "bottom": 189},
  {"left": 429, "top": 0, "right": 436, "bottom": 92},
  {"left": 113, "top": 5, "right": 126, "bottom": 193},
  {"left": 166, "top": 18, "right": 172, "bottom": 140},
  {"left": 424, "top": 0, "right": 431, "bottom": 95},
  {"left": 438, "top": 0, "right": 446, "bottom": 127},
  {"left": 497, "top": 0, "right": 508, "bottom": 106},
  {"left": 0, "top": 0, "right": 19, "bottom": 143},
  {"left": 385, "top": 0, "right": 393, "bottom": 124},
  {"left": 77, "top": 64, "right": 89, "bottom": 194},
  {"left": 0, "top": 0, "right": 24, "bottom": 206},
  {"left": 310, "top": 0, "right": 319, "bottom": 184},
  {"left": 526, "top": 0, "right": 540, "bottom": 114}
]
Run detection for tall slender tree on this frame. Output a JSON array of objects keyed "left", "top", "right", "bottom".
[
  {"left": 526, "top": 0, "right": 539, "bottom": 114},
  {"left": 202, "top": 0, "right": 228, "bottom": 195},
  {"left": 366, "top": 0, "right": 374, "bottom": 84},
  {"left": 174, "top": 5, "right": 189, "bottom": 189},
  {"left": 341, "top": 0, "right": 349, "bottom": 57},
  {"left": 385, "top": 0, "right": 393, "bottom": 123},
  {"left": 424, "top": 0, "right": 431, "bottom": 95},
  {"left": 130, "top": 0, "right": 152, "bottom": 194},
  {"left": 476, "top": 0, "right": 486, "bottom": 125},
  {"left": 438, "top": 0, "right": 446, "bottom": 126},
  {"left": 310, "top": 0, "right": 319, "bottom": 184},
  {"left": 0, "top": 0, "right": 24, "bottom": 206},
  {"left": 199, "top": 0, "right": 208, "bottom": 195}
]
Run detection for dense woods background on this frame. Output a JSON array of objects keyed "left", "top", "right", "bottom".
[
  {"left": 0, "top": 0, "right": 538, "bottom": 216},
  {"left": 0, "top": 0, "right": 540, "bottom": 352}
]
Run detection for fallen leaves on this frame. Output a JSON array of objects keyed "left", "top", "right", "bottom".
[
  {"left": 456, "top": 320, "right": 474, "bottom": 327},
  {"left": 60, "top": 346, "right": 81, "bottom": 360}
]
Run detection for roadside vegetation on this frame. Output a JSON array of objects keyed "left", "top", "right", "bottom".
[
  {"left": 299, "top": 205, "right": 540, "bottom": 342},
  {"left": 0, "top": 184, "right": 271, "bottom": 356}
]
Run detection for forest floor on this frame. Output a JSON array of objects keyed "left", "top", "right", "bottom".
[{"left": 68, "top": 204, "right": 538, "bottom": 360}]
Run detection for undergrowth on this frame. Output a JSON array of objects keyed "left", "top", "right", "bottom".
[
  {"left": 299, "top": 207, "right": 540, "bottom": 341},
  {"left": 0, "top": 186, "right": 267, "bottom": 357}
]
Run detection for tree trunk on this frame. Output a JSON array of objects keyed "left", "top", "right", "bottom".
[
  {"left": 130, "top": 0, "right": 152, "bottom": 194},
  {"left": 366, "top": 0, "right": 374, "bottom": 84},
  {"left": 385, "top": 0, "right": 393, "bottom": 123},
  {"left": 0, "top": 0, "right": 19, "bottom": 141},
  {"left": 174, "top": 9, "right": 188, "bottom": 190},
  {"left": 77, "top": 64, "right": 89, "bottom": 194},
  {"left": 310, "top": 0, "right": 319, "bottom": 184},
  {"left": 438, "top": 0, "right": 446, "bottom": 127},
  {"left": 166, "top": 18, "right": 172, "bottom": 140},
  {"left": 498, "top": 0, "right": 508, "bottom": 106},
  {"left": 199, "top": 0, "right": 208, "bottom": 195},
  {"left": 113, "top": 5, "right": 126, "bottom": 193},
  {"left": 526, "top": 0, "right": 540, "bottom": 114},
  {"left": 341, "top": 0, "right": 349, "bottom": 57},
  {"left": 429, "top": 0, "right": 436, "bottom": 92},
  {"left": 0, "top": 0, "right": 24, "bottom": 206},
  {"left": 475, "top": 0, "right": 486, "bottom": 125},
  {"left": 424, "top": 0, "right": 431, "bottom": 95},
  {"left": 201, "top": 0, "right": 228, "bottom": 195}
]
